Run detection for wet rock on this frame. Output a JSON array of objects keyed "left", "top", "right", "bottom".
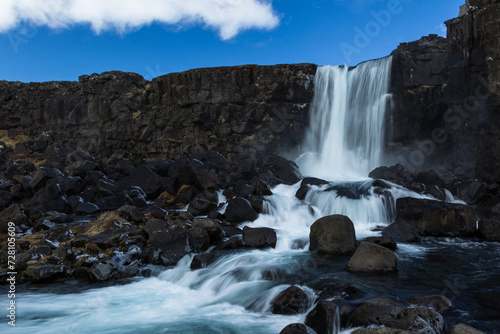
[
  {"left": 346, "top": 242, "right": 398, "bottom": 273},
  {"left": 0, "top": 204, "right": 32, "bottom": 234},
  {"left": 192, "top": 218, "right": 224, "bottom": 244},
  {"left": 188, "top": 197, "right": 218, "bottom": 217},
  {"left": 261, "top": 154, "right": 303, "bottom": 185},
  {"left": 271, "top": 285, "right": 311, "bottom": 315},
  {"left": 448, "top": 324, "right": 485, "bottom": 334},
  {"left": 350, "top": 299, "right": 405, "bottom": 327},
  {"left": 369, "top": 164, "right": 414, "bottom": 187},
  {"left": 187, "top": 228, "right": 210, "bottom": 252},
  {"left": 90, "top": 261, "right": 116, "bottom": 281},
  {"left": 144, "top": 225, "right": 190, "bottom": 266},
  {"left": 96, "top": 192, "right": 133, "bottom": 211},
  {"left": 305, "top": 300, "right": 339, "bottom": 334},
  {"left": 387, "top": 307, "right": 444, "bottom": 334},
  {"left": 363, "top": 236, "right": 398, "bottom": 250},
  {"left": 242, "top": 226, "right": 276, "bottom": 248},
  {"left": 457, "top": 180, "right": 486, "bottom": 205},
  {"left": 29, "top": 167, "right": 63, "bottom": 192},
  {"left": 25, "top": 264, "right": 66, "bottom": 282},
  {"left": 190, "top": 252, "right": 218, "bottom": 270},
  {"left": 383, "top": 220, "right": 421, "bottom": 243},
  {"left": 317, "top": 283, "right": 365, "bottom": 301},
  {"left": 478, "top": 219, "right": 500, "bottom": 242},
  {"left": 225, "top": 197, "right": 258, "bottom": 223},
  {"left": 45, "top": 225, "right": 73, "bottom": 243},
  {"left": 75, "top": 202, "right": 100, "bottom": 215},
  {"left": 118, "top": 165, "right": 165, "bottom": 199},
  {"left": 215, "top": 236, "right": 244, "bottom": 250},
  {"left": 296, "top": 177, "right": 329, "bottom": 200},
  {"left": 280, "top": 324, "right": 318, "bottom": 334},
  {"left": 309, "top": 215, "right": 357, "bottom": 255},
  {"left": 408, "top": 295, "right": 453, "bottom": 312},
  {"left": 395, "top": 198, "right": 477, "bottom": 237}
]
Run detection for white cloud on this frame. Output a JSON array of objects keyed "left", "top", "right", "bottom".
[{"left": 0, "top": 0, "right": 280, "bottom": 40}]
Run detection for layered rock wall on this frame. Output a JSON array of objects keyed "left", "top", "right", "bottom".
[
  {"left": 390, "top": 0, "right": 500, "bottom": 182},
  {"left": 0, "top": 64, "right": 317, "bottom": 162}
]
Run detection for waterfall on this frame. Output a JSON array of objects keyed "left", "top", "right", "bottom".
[{"left": 298, "top": 56, "right": 393, "bottom": 179}]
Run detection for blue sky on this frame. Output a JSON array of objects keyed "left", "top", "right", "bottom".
[{"left": 0, "top": 0, "right": 464, "bottom": 83}]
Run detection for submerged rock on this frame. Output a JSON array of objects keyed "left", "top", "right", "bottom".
[
  {"left": 408, "top": 295, "right": 453, "bottom": 312},
  {"left": 448, "top": 324, "right": 485, "bottom": 334},
  {"left": 271, "top": 286, "right": 311, "bottom": 315},
  {"left": 350, "top": 299, "right": 405, "bottom": 327}
]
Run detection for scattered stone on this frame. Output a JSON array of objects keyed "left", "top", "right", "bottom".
[
  {"left": 363, "top": 236, "right": 398, "bottom": 250},
  {"left": 346, "top": 241, "right": 398, "bottom": 273},
  {"left": 317, "top": 283, "right": 365, "bottom": 301},
  {"left": 352, "top": 328, "right": 417, "bottom": 334},
  {"left": 75, "top": 202, "right": 100, "bottom": 215},
  {"left": 187, "top": 228, "right": 210, "bottom": 252},
  {"left": 387, "top": 307, "right": 444, "bottom": 334},
  {"left": 309, "top": 215, "right": 357, "bottom": 255},
  {"left": 25, "top": 264, "right": 66, "bottom": 282}
]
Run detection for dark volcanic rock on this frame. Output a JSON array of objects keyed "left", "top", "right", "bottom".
[
  {"left": 309, "top": 215, "right": 357, "bottom": 255},
  {"left": 242, "top": 226, "right": 276, "bottom": 248},
  {"left": 296, "top": 177, "right": 329, "bottom": 200},
  {"left": 350, "top": 299, "right": 405, "bottom": 327},
  {"left": 382, "top": 220, "right": 421, "bottom": 243},
  {"left": 225, "top": 197, "right": 258, "bottom": 224},
  {"left": 408, "top": 295, "right": 453, "bottom": 312},
  {"left": 271, "top": 285, "right": 311, "bottom": 315},
  {"left": 448, "top": 324, "right": 485, "bottom": 334},
  {"left": 190, "top": 252, "right": 217, "bottom": 270},
  {"left": 387, "top": 307, "right": 444, "bottom": 334},
  {"left": 395, "top": 197, "right": 477, "bottom": 237},
  {"left": 478, "top": 219, "right": 500, "bottom": 242},
  {"left": 305, "top": 300, "right": 339, "bottom": 334},
  {"left": 346, "top": 241, "right": 398, "bottom": 273}
]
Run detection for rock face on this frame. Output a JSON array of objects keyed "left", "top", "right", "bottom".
[
  {"left": 0, "top": 65, "right": 316, "bottom": 162},
  {"left": 390, "top": 0, "right": 500, "bottom": 183},
  {"left": 346, "top": 242, "right": 398, "bottom": 273},
  {"left": 280, "top": 324, "right": 318, "bottom": 334},
  {"left": 395, "top": 197, "right": 477, "bottom": 237},
  {"left": 309, "top": 215, "right": 357, "bottom": 255}
]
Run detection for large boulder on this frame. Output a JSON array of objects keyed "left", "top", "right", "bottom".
[
  {"left": 143, "top": 224, "right": 190, "bottom": 266},
  {"left": 224, "top": 197, "right": 258, "bottom": 224},
  {"left": 346, "top": 242, "right": 398, "bottom": 273},
  {"left": 395, "top": 198, "right": 477, "bottom": 237},
  {"left": 309, "top": 215, "right": 357, "bottom": 255},
  {"left": 192, "top": 218, "right": 224, "bottom": 244},
  {"left": 270, "top": 286, "right": 311, "bottom": 315},
  {"left": 350, "top": 299, "right": 405, "bottom": 327},
  {"left": 242, "top": 226, "right": 277, "bottom": 248},
  {"left": 352, "top": 328, "right": 417, "bottom": 334},
  {"left": 305, "top": 300, "right": 339, "bottom": 334}
]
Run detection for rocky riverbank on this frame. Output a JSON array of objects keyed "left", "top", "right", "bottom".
[{"left": 0, "top": 131, "right": 498, "bottom": 333}]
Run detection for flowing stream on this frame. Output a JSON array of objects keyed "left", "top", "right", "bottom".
[{"left": 4, "top": 57, "right": 500, "bottom": 333}]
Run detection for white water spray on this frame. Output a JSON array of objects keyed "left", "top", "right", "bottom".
[{"left": 298, "top": 57, "right": 393, "bottom": 179}]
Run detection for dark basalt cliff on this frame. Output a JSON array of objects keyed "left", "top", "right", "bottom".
[
  {"left": 0, "top": 64, "right": 316, "bottom": 162},
  {"left": 390, "top": 0, "right": 500, "bottom": 182}
]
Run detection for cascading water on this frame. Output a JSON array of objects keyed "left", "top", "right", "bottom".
[
  {"left": 298, "top": 57, "right": 392, "bottom": 179},
  {"left": 9, "top": 57, "right": 500, "bottom": 334}
]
